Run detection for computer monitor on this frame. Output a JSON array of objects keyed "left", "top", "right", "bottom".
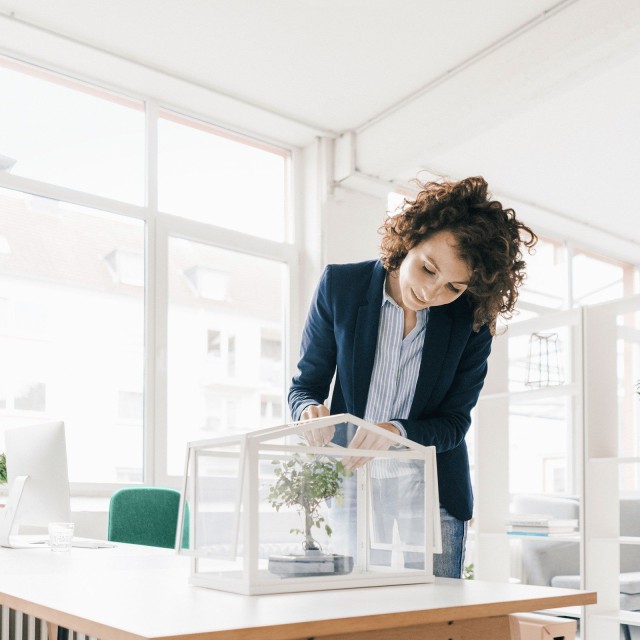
[{"left": 0, "top": 421, "right": 71, "bottom": 547}]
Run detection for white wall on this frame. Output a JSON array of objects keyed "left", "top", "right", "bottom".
[
  {"left": 291, "top": 152, "right": 388, "bottom": 359},
  {"left": 324, "top": 187, "right": 387, "bottom": 266}
]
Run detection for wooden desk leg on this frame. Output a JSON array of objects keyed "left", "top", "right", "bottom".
[
  {"left": 46, "top": 622, "right": 58, "bottom": 640},
  {"left": 46, "top": 623, "right": 70, "bottom": 640},
  {"left": 320, "top": 615, "right": 512, "bottom": 640}
]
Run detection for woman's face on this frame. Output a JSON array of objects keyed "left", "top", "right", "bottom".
[{"left": 393, "top": 230, "right": 471, "bottom": 310}]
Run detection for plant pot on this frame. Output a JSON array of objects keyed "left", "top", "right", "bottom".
[{"left": 268, "top": 550, "right": 354, "bottom": 577}]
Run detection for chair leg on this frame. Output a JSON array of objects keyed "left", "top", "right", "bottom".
[{"left": 622, "top": 623, "right": 632, "bottom": 640}]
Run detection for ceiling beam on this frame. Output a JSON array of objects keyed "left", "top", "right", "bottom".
[
  {"left": 355, "top": 0, "right": 640, "bottom": 181},
  {"left": 0, "top": 12, "right": 329, "bottom": 147}
]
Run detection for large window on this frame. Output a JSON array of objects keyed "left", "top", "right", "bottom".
[
  {"left": 506, "top": 237, "right": 636, "bottom": 497},
  {"left": 0, "top": 55, "right": 292, "bottom": 489},
  {"left": 516, "top": 238, "right": 568, "bottom": 316},
  {"left": 0, "top": 57, "right": 145, "bottom": 204},
  {"left": 518, "top": 236, "right": 634, "bottom": 315},
  {"left": 166, "top": 240, "right": 287, "bottom": 475},
  {"left": 0, "top": 188, "right": 145, "bottom": 483},
  {"left": 158, "top": 111, "right": 289, "bottom": 241}
]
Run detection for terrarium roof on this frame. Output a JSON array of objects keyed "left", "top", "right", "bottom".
[{"left": 186, "top": 412, "right": 429, "bottom": 452}]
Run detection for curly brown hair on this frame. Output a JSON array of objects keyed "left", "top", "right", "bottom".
[{"left": 380, "top": 176, "right": 537, "bottom": 333}]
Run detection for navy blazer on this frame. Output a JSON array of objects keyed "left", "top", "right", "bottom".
[{"left": 288, "top": 260, "right": 493, "bottom": 522}]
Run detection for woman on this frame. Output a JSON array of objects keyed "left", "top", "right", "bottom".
[{"left": 288, "top": 176, "right": 537, "bottom": 577}]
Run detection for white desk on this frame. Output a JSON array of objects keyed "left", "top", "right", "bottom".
[{"left": 0, "top": 543, "right": 596, "bottom": 640}]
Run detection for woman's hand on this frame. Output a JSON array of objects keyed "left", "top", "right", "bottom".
[
  {"left": 343, "top": 422, "right": 400, "bottom": 470},
  {"left": 300, "top": 404, "right": 335, "bottom": 447}
]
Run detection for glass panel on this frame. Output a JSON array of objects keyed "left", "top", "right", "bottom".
[
  {"left": 573, "top": 250, "right": 625, "bottom": 306},
  {"left": 191, "top": 444, "right": 243, "bottom": 557},
  {"left": 517, "top": 237, "right": 568, "bottom": 312},
  {"left": 255, "top": 420, "right": 430, "bottom": 576},
  {"left": 368, "top": 459, "right": 427, "bottom": 570},
  {"left": 158, "top": 111, "right": 289, "bottom": 241},
  {"left": 182, "top": 417, "right": 438, "bottom": 593},
  {"left": 0, "top": 56, "right": 145, "bottom": 204},
  {"left": 167, "top": 239, "right": 287, "bottom": 475},
  {"left": 0, "top": 187, "right": 145, "bottom": 483},
  {"left": 509, "top": 395, "right": 572, "bottom": 495}
]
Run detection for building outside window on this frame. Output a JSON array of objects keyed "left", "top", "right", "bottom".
[
  {"left": 0, "top": 54, "right": 292, "bottom": 488},
  {"left": 0, "top": 188, "right": 145, "bottom": 483},
  {"left": 166, "top": 240, "right": 287, "bottom": 476},
  {"left": 207, "top": 329, "right": 222, "bottom": 358},
  {"left": 260, "top": 332, "right": 283, "bottom": 386}
]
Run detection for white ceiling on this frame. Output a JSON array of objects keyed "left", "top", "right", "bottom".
[{"left": 1, "top": 0, "right": 639, "bottom": 255}]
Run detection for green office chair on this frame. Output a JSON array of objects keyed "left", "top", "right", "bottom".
[{"left": 108, "top": 486, "right": 189, "bottom": 549}]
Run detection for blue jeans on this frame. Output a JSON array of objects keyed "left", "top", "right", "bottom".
[{"left": 433, "top": 506, "right": 468, "bottom": 579}]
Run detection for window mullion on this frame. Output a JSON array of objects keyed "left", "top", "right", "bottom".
[{"left": 144, "top": 99, "right": 162, "bottom": 486}]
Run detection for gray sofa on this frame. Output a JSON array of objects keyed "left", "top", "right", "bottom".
[
  {"left": 514, "top": 494, "right": 640, "bottom": 639},
  {"left": 513, "top": 494, "right": 640, "bottom": 612}
]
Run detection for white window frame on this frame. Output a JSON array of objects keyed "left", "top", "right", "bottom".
[
  {"left": 0, "top": 61, "right": 301, "bottom": 496},
  {"left": 152, "top": 212, "right": 297, "bottom": 489}
]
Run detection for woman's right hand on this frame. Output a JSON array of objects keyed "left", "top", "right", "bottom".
[{"left": 300, "top": 404, "right": 335, "bottom": 447}]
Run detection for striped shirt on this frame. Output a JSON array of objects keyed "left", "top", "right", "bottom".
[
  {"left": 364, "top": 279, "right": 428, "bottom": 429},
  {"left": 298, "top": 277, "right": 427, "bottom": 473},
  {"left": 364, "top": 279, "right": 428, "bottom": 477}
]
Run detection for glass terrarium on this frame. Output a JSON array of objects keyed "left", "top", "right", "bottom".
[{"left": 177, "top": 412, "right": 441, "bottom": 594}]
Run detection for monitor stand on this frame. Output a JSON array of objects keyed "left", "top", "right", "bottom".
[{"left": 0, "top": 475, "right": 38, "bottom": 548}]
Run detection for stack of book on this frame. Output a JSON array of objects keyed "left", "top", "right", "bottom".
[{"left": 506, "top": 514, "right": 579, "bottom": 536}]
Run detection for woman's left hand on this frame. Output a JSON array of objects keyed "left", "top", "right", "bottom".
[{"left": 342, "top": 422, "right": 400, "bottom": 470}]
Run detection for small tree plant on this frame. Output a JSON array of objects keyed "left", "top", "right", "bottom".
[
  {"left": 0, "top": 452, "right": 6, "bottom": 484},
  {"left": 267, "top": 453, "right": 351, "bottom": 552}
]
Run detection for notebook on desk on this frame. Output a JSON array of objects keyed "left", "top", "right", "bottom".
[
  {"left": 4, "top": 535, "right": 116, "bottom": 549},
  {"left": 70, "top": 538, "right": 117, "bottom": 548}
]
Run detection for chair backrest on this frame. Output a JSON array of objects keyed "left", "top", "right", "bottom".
[{"left": 108, "top": 486, "right": 189, "bottom": 549}]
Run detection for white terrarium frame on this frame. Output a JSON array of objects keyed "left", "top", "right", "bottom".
[{"left": 177, "top": 412, "right": 441, "bottom": 595}]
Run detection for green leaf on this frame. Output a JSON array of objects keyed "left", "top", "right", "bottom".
[{"left": 268, "top": 452, "right": 348, "bottom": 543}]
